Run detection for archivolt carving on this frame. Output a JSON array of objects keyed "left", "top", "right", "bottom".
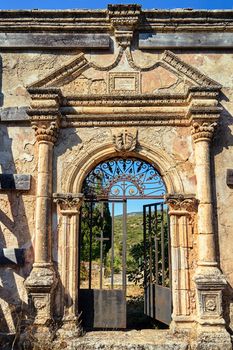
[{"left": 62, "top": 142, "right": 184, "bottom": 196}]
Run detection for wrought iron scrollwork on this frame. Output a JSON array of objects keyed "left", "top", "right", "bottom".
[{"left": 82, "top": 157, "right": 166, "bottom": 199}]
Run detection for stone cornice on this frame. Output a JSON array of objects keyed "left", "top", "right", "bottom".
[
  {"left": 1, "top": 9, "right": 233, "bottom": 33},
  {"left": 17, "top": 85, "right": 222, "bottom": 128}
]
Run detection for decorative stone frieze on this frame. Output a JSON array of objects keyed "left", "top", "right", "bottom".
[
  {"left": 108, "top": 4, "right": 141, "bottom": 48},
  {"left": 112, "top": 128, "right": 138, "bottom": 153}
]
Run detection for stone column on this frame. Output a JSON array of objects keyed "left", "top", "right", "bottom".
[
  {"left": 166, "top": 194, "right": 198, "bottom": 331},
  {"left": 191, "top": 121, "right": 231, "bottom": 349},
  {"left": 53, "top": 193, "right": 83, "bottom": 335},
  {"left": 23, "top": 89, "right": 61, "bottom": 346}
]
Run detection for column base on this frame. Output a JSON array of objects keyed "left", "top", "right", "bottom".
[
  {"left": 193, "top": 266, "right": 232, "bottom": 350},
  {"left": 19, "top": 323, "right": 56, "bottom": 350},
  {"left": 193, "top": 327, "right": 232, "bottom": 350},
  {"left": 55, "top": 314, "right": 82, "bottom": 343},
  {"left": 170, "top": 316, "right": 195, "bottom": 334},
  {"left": 25, "top": 263, "right": 57, "bottom": 325}
]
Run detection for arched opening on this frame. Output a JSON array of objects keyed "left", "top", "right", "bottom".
[{"left": 78, "top": 156, "right": 172, "bottom": 330}]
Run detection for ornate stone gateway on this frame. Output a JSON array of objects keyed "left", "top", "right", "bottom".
[
  {"left": 1, "top": 3, "right": 233, "bottom": 349},
  {"left": 78, "top": 157, "right": 169, "bottom": 329}
]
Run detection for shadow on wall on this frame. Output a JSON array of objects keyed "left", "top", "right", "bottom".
[
  {"left": 212, "top": 91, "right": 233, "bottom": 334},
  {"left": 0, "top": 125, "right": 34, "bottom": 347}
]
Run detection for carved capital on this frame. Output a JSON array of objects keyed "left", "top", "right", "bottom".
[
  {"left": 53, "top": 193, "right": 83, "bottom": 216},
  {"left": 166, "top": 194, "right": 198, "bottom": 213},
  {"left": 31, "top": 117, "right": 60, "bottom": 144},
  {"left": 108, "top": 4, "right": 141, "bottom": 48},
  {"left": 191, "top": 121, "right": 217, "bottom": 142},
  {"left": 112, "top": 128, "right": 137, "bottom": 153}
]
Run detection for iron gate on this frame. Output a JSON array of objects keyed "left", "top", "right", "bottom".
[
  {"left": 143, "top": 202, "right": 172, "bottom": 325},
  {"left": 78, "top": 157, "right": 170, "bottom": 329},
  {"left": 78, "top": 199, "right": 127, "bottom": 329}
]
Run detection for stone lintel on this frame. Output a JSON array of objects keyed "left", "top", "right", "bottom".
[
  {"left": 0, "top": 33, "right": 110, "bottom": 49},
  {"left": 0, "top": 174, "right": 31, "bottom": 190},
  {"left": 139, "top": 32, "right": 233, "bottom": 49}
]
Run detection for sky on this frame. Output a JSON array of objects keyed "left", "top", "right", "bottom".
[{"left": 0, "top": 0, "right": 233, "bottom": 10}]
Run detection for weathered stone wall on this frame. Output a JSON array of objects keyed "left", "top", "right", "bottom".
[{"left": 0, "top": 8, "right": 233, "bottom": 349}]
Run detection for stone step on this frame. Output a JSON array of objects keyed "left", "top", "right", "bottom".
[{"left": 64, "top": 330, "right": 190, "bottom": 350}]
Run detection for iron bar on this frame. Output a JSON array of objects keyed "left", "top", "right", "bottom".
[
  {"left": 161, "top": 204, "right": 165, "bottom": 286},
  {"left": 122, "top": 200, "right": 127, "bottom": 292},
  {"left": 78, "top": 206, "right": 82, "bottom": 290},
  {"left": 143, "top": 204, "right": 147, "bottom": 314},
  {"left": 111, "top": 202, "right": 115, "bottom": 289},
  {"left": 100, "top": 202, "right": 104, "bottom": 290},
  {"left": 155, "top": 205, "right": 159, "bottom": 284},
  {"left": 167, "top": 207, "right": 172, "bottom": 288},
  {"left": 89, "top": 201, "right": 93, "bottom": 289},
  {"left": 148, "top": 206, "right": 152, "bottom": 285}
]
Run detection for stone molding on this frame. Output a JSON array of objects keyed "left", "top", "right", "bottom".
[
  {"left": 1, "top": 9, "right": 233, "bottom": 33},
  {"left": 89, "top": 47, "right": 124, "bottom": 71},
  {"left": 29, "top": 50, "right": 220, "bottom": 89},
  {"left": 53, "top": 193, "right": 83, "bottom": 215},
  {"left": 108, "top": 4, "right": 141, "bottom": 48}
]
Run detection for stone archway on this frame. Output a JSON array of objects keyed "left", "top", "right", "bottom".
[
  {"left": 24, "top": 30, "right": 231, "bottom": 347},
  {"left": 54, "top": 140, "right": 199, "bottom": 332}
]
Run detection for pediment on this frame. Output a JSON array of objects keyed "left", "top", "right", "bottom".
[{"left": 28, "top": 49, "right": 220, "bottom": 95}]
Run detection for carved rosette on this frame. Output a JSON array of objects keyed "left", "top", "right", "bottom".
[
  {"left": 191, "top": 121, "right": 217, "bottom": 142},
  {"left": 108, "top": 4, "right": 141, "bottom": 48},
  {"left": 53, "top": 193, "right": 83, "bottom": 216},
  {"left": 166, "top": 194, "right": 198, "bottom": 214},
  {"left": 112, "top": 128, "right": 138, "bottom": 153}
]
